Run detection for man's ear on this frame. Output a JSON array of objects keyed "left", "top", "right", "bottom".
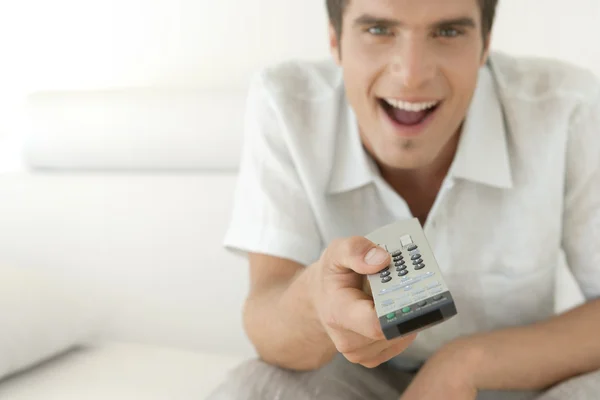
[{"left": 329, "top": 24, "right": 341, "bottom": 65}]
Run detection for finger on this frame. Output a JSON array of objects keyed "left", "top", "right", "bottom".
[
  {"left": 342, "top": 337, "right": 392, "bottom": 365},
  {"left": 327, "top": 324, "right": 394, "bottom": 363},
  {"left": 324, "top": 237, "right": 390, "bottom": 276},
  {"left": 329, "top": 327, "right": 406, "bottom": 356},
  {"left": 362, "top": 275, "right": 372, "bottom": 296},
  {"left": 328, "top": 287, "right": 385, "bottom": 340},
  {"left": 337, "top": 333, "right": 417, "bottom": 368},
  {"left": 367, "top": 334, "right": 418, "bottom": 367},
  {"left": 327, "top": 325, "right": 378, "bottom": 354}
]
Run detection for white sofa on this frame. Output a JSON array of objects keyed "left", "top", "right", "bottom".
[
  {"left": 0, "top": 87, "right": 258, "bottom": 399},
  {"left": 0, "top": 83, "right": 586, "bottom": 399}
]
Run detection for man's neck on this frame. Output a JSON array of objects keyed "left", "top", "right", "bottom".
[
  {"left": 380, "top": 133, "right": 460, "bottom": 193},
  {"left": 375, "top": 133, "right": 461, "bottom": 224}
]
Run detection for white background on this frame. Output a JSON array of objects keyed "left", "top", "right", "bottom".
[{"left": 0, "top": 0, "right": 598, "bottom": 136}]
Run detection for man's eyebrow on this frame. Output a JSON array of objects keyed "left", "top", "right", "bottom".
[
  {"left": 433, "top": 17, "right": 477, "bottom": 28},
  {"left": 353, "top": 14, "right": 477, "bottom": 29},
  {"left": 353, "top": 14, "right": 400, "bottom": 27}
]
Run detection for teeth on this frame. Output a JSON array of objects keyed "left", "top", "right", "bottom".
[{"left": 384, "top": 99, "right": 439, "bottom": 112}]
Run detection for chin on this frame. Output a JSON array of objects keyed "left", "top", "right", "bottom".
[{"left": 376, "top": 147, "right": 432, "bottom": 171}]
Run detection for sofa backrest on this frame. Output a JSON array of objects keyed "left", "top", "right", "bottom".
[{"left": 0, "top": 86, "right": 257, "bottom": 358}]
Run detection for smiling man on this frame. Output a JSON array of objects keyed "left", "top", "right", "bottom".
[{"left": 207, "top": 0, "right": 600, "bottom": 399}]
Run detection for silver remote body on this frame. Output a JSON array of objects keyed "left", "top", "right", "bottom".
[{"left": 365, "top": 218, "right": 457, "bottom": 340}]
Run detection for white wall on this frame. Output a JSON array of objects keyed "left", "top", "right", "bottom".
[
  {"left": 1, "top": 0, "right": 599, "bottom": 91},
  {"left": 0, "top": 0, "right": 599, "bottom": 138},
  {"left": 493, "top": 1, "right": 599, "bottom": 69},
  {"left": 0, "top": 0, "right": 329, "bottom": 94}
]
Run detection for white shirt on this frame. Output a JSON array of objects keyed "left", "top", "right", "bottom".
[{"left": 224, "top": 51, "right": 600, "bottom": 366}]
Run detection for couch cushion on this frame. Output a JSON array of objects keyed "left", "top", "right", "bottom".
[
  {"left": 23, "top": 87, "right": 248, "bottom": 171},
  {"left": 0, "top": 342, "right": 247, "bottom": 400},
  {"left": 0, "top": 172, "right": 256, "bottom": 358},
  {"left": 0, "top": 264, "right": 104, "bottom": 382}
]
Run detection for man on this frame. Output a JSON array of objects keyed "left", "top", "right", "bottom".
[{"left": 208, "top": 0, "right": 600, "bottom": 398}]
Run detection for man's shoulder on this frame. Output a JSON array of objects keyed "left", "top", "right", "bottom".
[
  {"left": 247, "top": 58, "right": 348, "bottom": 155},
  {"left": 490, "top": 51, "right": 600, "bottom": 102},
  {"left": 243, "top": 59, "right": 349, "bottom": 179},
  {"left": 252, "top": 58, "right": 344, "bottom": 102}
]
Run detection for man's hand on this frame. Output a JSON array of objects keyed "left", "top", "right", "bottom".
[
  {"left": 400, "top": 341, "right": 480, "bottom": 400},
  {"left": 309, "top": 236, "right": 417, "bottom": 368}
]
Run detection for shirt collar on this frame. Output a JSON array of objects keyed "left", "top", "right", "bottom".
[
  {"left": 326, "top": 101, "right": 377, "bottom": 194},
  {"left": 327, "top": 56, "right": 513, "bottom": 195},
  {"left": 448, "top": 58, "right": 514, "bottom": 189}
]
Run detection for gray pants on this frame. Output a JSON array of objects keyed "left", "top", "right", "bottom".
[{"left": 207, "top": 354, "right": 600, "bottom": 400}]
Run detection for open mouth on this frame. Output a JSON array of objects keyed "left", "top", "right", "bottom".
[{"left": 379, "top": 98, "right": 441, "bottom": 127}]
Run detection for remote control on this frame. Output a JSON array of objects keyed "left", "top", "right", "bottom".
[{"left": 365, "top": 218, "right": 457, "bottom": 340}]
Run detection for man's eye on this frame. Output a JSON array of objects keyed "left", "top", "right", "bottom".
[
  {"left": 367, "top": 26, "right": 392, "bottom": 36},
  {"left": 436, "top": 28, "right": 461, "bottom": 38}
]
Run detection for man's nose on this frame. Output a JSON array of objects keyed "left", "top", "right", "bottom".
[{"left": 388, "top": 38, "right": 436, "bottom": 89}]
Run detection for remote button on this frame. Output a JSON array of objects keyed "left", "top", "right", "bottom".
[
  {"left": 382, "top": 276, "right": 392, "bottom": 283},
  {"left": 427, "top": 282, "right": 441, "bottom": 289},
  {"left": 407, "top": 245, "right": 418, "bottom": 251},
  {"left": 411, "top": 254, "right": 421, "bottom": 260},
  {"left": 381, "top": 266, "right": 390, "bottom": 272},
  {"left": 392, "top": 251, "right": 402, "bottom": 257},
  {"left": 402, "top": 306, "right": 411, "bottom": 313},
  {"left": 398, "top": 270, "right": 409, "bottom": 277},
  {"left": 396, "top": 265, "right": 407, "bottom": 272},
  {"left": 433, "top": 295, "right": 443, "bottom": 301},
  {"left": 400, "top": 235, "right": 413, "bottom": 247},
  {"left": 395, "top": 260, "right": 406, "bottom": 267},
  {"left": 418, "top": 301, "right": 428, "bottom": 307},
  {"left": 393, "top": 256, "right": 403, "bottom": 262},
  {"left": 380, "top": 270, "right": 391, "bottom": 277},
  {"left": 415, "top": 263, "right": 425, "bottom": 270},
  {"left": 386, "top": 312, "right": 396, "bottom": 320}
]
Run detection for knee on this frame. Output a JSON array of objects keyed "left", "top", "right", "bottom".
[
  {"left": 205, "top": 358, "right": 306, "bottom": 400},
  {"left": 540, "top": 368, "right": 600, "bottom": 400}
]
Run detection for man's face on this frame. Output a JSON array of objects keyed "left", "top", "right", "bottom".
[{"left": 330, "top": 0, "right": 490, "bottom": 171}]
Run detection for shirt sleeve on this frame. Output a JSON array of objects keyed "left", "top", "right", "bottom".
[
  {"left": 223, "top": 72, "right": 323, "bottom": 267},
  {"left": 562, "top": 83, "right": 600, "bottom": 301}
]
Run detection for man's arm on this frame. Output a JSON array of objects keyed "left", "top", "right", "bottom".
[
  {"left": 464, "top": 77, "right": 600, "bottom": 392},
  {"left": 446, "top": 298, "right": 600, "bottom": 391},
  {"left": 242, "top": 253, "right": 336, "bottom": 371},
  {"left": 242, "top": 242, "right": 417, "bottom": 373},
  {"left": 400, "top": 299, "right": 600, "bottom": 399}
]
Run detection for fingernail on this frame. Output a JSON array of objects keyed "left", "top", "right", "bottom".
[{"left": 364, "top": 247, "right": 388, "bottom": 265}]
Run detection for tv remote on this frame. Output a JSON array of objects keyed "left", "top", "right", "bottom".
[{"left": 365, "top": 218, "right": 457, "bottom": 340}]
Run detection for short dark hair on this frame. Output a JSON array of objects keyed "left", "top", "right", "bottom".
[{"left": 326, "top": 0, "right": 499, "bottom": 42}]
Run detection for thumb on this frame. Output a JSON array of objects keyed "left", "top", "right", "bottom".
[{"left": 325, "top": 237, "right": 390, "bottom": 276}]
